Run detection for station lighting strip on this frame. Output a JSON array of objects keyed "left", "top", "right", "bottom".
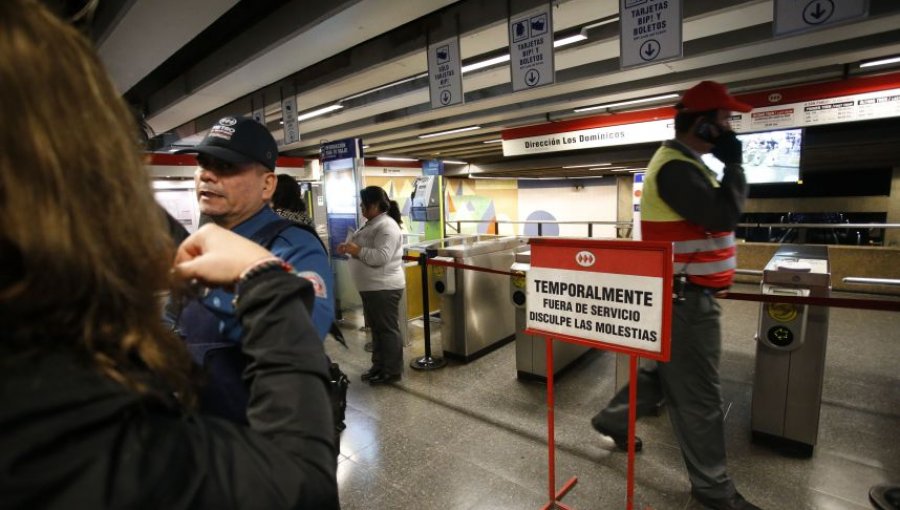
[
  {"left": 574, "top": 93, "right": 679, "bottom": 113},
  {"left": 418, "top": 125, "right": 481, "bottom": 139},
  {"left": 376, "top": 156, "right": 418, "bottom": 162},
  {"left": 282, "top": 29, "right": 594, "bottom": 125},
  {"left": 860, "top": 55, "right": 900, "bottom": 68}
]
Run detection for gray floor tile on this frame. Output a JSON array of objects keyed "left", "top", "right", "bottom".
[{"left": 325, "top": 294, "right": 900, "bottom": 510}]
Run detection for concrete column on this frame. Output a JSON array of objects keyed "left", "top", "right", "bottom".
[
  {"left": 616, "top": 175, "right": 634, "bottom": 239},
  {"left": 887, "top": 167, "right": 900, "bottom": 247}
]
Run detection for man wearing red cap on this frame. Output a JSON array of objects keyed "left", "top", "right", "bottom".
[{"left": 591, "top": 81, "right": 761, "bottom": 510}]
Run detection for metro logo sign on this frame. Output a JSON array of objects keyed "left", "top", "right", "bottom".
[
  {"left": 575, "top": 250, "right": 596, "bottom": 267},
  {"left": 525, "top": 238, "right": 672, "bottom": 361}
]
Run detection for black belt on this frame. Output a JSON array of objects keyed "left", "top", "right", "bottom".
[{"left": 684, "top": 281, "right": 729, "bottom": 294}]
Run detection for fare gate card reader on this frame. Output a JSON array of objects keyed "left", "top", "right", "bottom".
[
  {"left": 410, "top": 176, "right": 441, "bottom": 222},
  {"left": 752, "top": 245, "right": 831, "bottom": 456},
  {"left": 431, "top": 256, "right": 455, "bottom": 295}
]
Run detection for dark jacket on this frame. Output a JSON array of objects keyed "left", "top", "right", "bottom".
[{"left": 0, "top": 272, "right": 339, "bottom": 509}]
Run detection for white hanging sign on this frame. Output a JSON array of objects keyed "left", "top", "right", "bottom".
[
  {"left": 619, "top": 0, "right": 682, "bottom": 70},
  {"left": 428, "top": 36, "right": 464, "bottom": 109},
  {"left": 509, "top": 3, "right": 555, "bottom": 92},
  {"left": 281, "top": 95, "right": 300, "bottom": 145},
  {"left": 252, "top": 108, "right": 265, "bottom": 125},
  {"left": 774, "top": 0, "right": 868, "bottom": 37}
]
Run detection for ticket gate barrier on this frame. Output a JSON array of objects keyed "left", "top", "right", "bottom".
[
  {"left": 752, "top": 245, "right": 831, "bottom": 456},
  {"left": 432, "top": 237, "right": 525, "bottom": 361},
  {"left": 510, "top": 251, "right": 591, "bottom": 381}
]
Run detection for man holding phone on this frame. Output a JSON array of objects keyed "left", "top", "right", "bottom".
[{"left": 590, "top": 81, "right": 760, "bottom": 510}]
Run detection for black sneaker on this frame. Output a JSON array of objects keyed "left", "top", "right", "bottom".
[
  {"left": 590, "top": 417, "right": 642, "bottom": 452},
  {"left": 691, "top": 490, "right": 762, "bottom": 510}
]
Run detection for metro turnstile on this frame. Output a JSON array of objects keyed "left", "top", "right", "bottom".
[
  {"left": 510, "top": 251, "right": 592, "bottom": 380},
  {"left": 431, "top": 237, "right": 526, "bottom": 361},
  {"left": 752, "top": 245, "right": 831, "bottom": 456}
]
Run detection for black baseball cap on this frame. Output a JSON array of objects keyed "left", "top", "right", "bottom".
[{"left": 176, "top": 116, "right": 279, "bottom": 170}]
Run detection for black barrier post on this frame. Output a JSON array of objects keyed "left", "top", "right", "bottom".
[
  {"left": 410, "top": 252, "right": 446, "bottom": 371},
  {"left": 588, "top": 223, "right": 593, "bottom": 238},
  {"left": 538, "top": 222, "right": 543, "bottom": 237}
]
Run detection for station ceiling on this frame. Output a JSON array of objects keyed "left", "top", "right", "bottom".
[{"left": 91, "top": 0, "right": 900, "bottom": 178}]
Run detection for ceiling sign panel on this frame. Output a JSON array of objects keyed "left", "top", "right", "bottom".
[
  {"left": 509, "top": 3, "right": 556, "bottom": 92},
  {"left": 619, "top": 0, "right": 682, "bottom": 70},
  {"left": 774, "top": 0, "right": 868, "bottom": 37},
  {"left": 428, "top": 36, "right": 464, "bottom": 109}
]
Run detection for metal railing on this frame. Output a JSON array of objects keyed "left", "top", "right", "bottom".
[{"left": 442, "top": 219, "right": 900, "bottom": 244}]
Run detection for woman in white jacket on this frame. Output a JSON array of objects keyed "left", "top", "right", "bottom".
[{"left": 337, "top": 186, "right": 406, "bottom": 385}]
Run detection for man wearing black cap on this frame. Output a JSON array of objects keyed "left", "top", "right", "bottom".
[
  {"left": 591, "top": 82, "right": 761, "bottom": 510},
  {"left": 173, "top": 116, "right": 335, "bottom": 422}
]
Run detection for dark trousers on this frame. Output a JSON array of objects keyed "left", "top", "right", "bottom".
[
  {"left": 593, "top": 286, "right": 735, "bottom": 499},
  {"left": 360, "top": 289, "right": 404, "bottom": 376}
]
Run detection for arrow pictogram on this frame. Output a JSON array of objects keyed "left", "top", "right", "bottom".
[
  {"left": 525, "top": 69, "right": 540, "bottom": 87},
  {"left": 639, "top": 39, "right": 661, "bottom": 62},
  {"left": 802, "top": 0, "right": 834, "bottom": 25}
]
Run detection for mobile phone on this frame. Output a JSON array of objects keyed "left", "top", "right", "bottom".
[{"left": 694, "top": 118, "right": 717, "bottom": 143}]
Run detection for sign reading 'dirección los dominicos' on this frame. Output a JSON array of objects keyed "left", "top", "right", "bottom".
[
  {"left": 619, "top": 0, "right": 682, "bottom": 70},
  {"left": 509, "top": 3, "right": 555, "bottom": 91},
  {"left": 428, "top": 36, "right": 463, "bottom": 109},
  {"left": 503, "top": 119, "right": 672, "bottom": 156},
  {"left": 525, "top": 239, "right": 672, "bottom": 361}
]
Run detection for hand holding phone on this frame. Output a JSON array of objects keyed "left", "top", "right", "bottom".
[
  {"left": 711, "top": 130, "right": 742, "bottom": 165},
  {"left": 694, "top": 118, "right": 719, "bottom": 143}
]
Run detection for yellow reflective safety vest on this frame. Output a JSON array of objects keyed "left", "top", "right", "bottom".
[{"left": 641, "top": 144, "right": 736, "bottom": 289}]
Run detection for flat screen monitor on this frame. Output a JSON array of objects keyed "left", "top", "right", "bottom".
[{"left": 702, "top": 128, "right": 802, "bottom": 184}]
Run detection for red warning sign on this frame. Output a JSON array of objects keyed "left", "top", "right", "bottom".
[{"left": 525, "top": 238, "right": 672, "bottom": 361}]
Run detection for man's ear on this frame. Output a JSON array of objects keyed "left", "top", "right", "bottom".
[{"left": 261, "top": 170, "right": 277, "bottom": 201}]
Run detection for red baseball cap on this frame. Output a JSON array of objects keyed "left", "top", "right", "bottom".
[{"left": 678, "top": 81, "right": 752, "bottom": 113}]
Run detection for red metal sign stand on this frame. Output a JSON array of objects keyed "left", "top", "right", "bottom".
[
  {"left": 526, "top": 238, "right": 673, "bottom": 510},
  {"left": 541, "top": 336, "right": 578, "bottom": 510},
  {"left": 540, "top": 336, "right": 641, "bottom": 510}
]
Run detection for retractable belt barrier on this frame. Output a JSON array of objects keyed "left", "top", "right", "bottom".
[
  {"left": 404, "top": 248, "right": 897, "bottom": 510},
  {"left": 403, "top": 255, "right": 900, "bottom": 312}
]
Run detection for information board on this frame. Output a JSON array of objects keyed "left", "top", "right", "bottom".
[
  {"left": 619, "top": 0, "right": 682, "bottom": 69},
  {"left": 509, "top": 3, "right": 555, "bottom": 91},
  {"left": 428, "top": 36, "right": 463, "bottom": 108},
  {"left": 320, "top": 138, "right": 363, "bottom": 162},
  {"left": 525, "top": 238, "right": 672, "bottom": 361}
]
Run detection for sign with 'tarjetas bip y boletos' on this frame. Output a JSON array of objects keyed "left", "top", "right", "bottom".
[
  {"left": 525, "top": 238, "right": 672, "bottom": 361},
  {"left": 509, "top": 3, "right": 555, "bottom": 92},
  {"left": 619, "top": 0, "right": 682, "bottom": 70}
]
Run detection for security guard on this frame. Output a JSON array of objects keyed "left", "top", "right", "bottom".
[
  {"left": 173, "top": 117, "right": 335, "bottom": 423},
  {"left": 591, "top": 82, "right": 761, "bottom": 510}
]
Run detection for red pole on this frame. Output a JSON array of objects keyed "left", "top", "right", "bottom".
[
  {"left": 626, "top": 355, "right": 637, "bottom": 510},
  {"left": 546, "top": 336, "right": 556, "bottom": 505}
]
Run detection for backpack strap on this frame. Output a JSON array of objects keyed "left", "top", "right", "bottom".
[
  {"left": 250, "top": 216, "right": 327, "bottom": 253},
  {"left": 252, "top": 215, "right": 346, "bottom": 348}
]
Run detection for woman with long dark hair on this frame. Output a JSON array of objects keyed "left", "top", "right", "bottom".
[
  {"left": 0, "top": 2, "right": 337, "bottom": 507},
  {"left": 337, "top": 186, "right": 406, "bottom": 385}
]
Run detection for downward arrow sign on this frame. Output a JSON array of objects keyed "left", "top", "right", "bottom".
[{"left": 810, "top": 2, "right": 826, "bottom": 19}]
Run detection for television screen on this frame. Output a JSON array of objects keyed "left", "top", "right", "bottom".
[{"left": 702, "top": 128, "right": 802, "bottom": 184}]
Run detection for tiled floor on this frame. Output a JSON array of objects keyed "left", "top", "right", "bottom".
[{"left": 325, "top": 284, "right": 899, "bottom": 510}]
